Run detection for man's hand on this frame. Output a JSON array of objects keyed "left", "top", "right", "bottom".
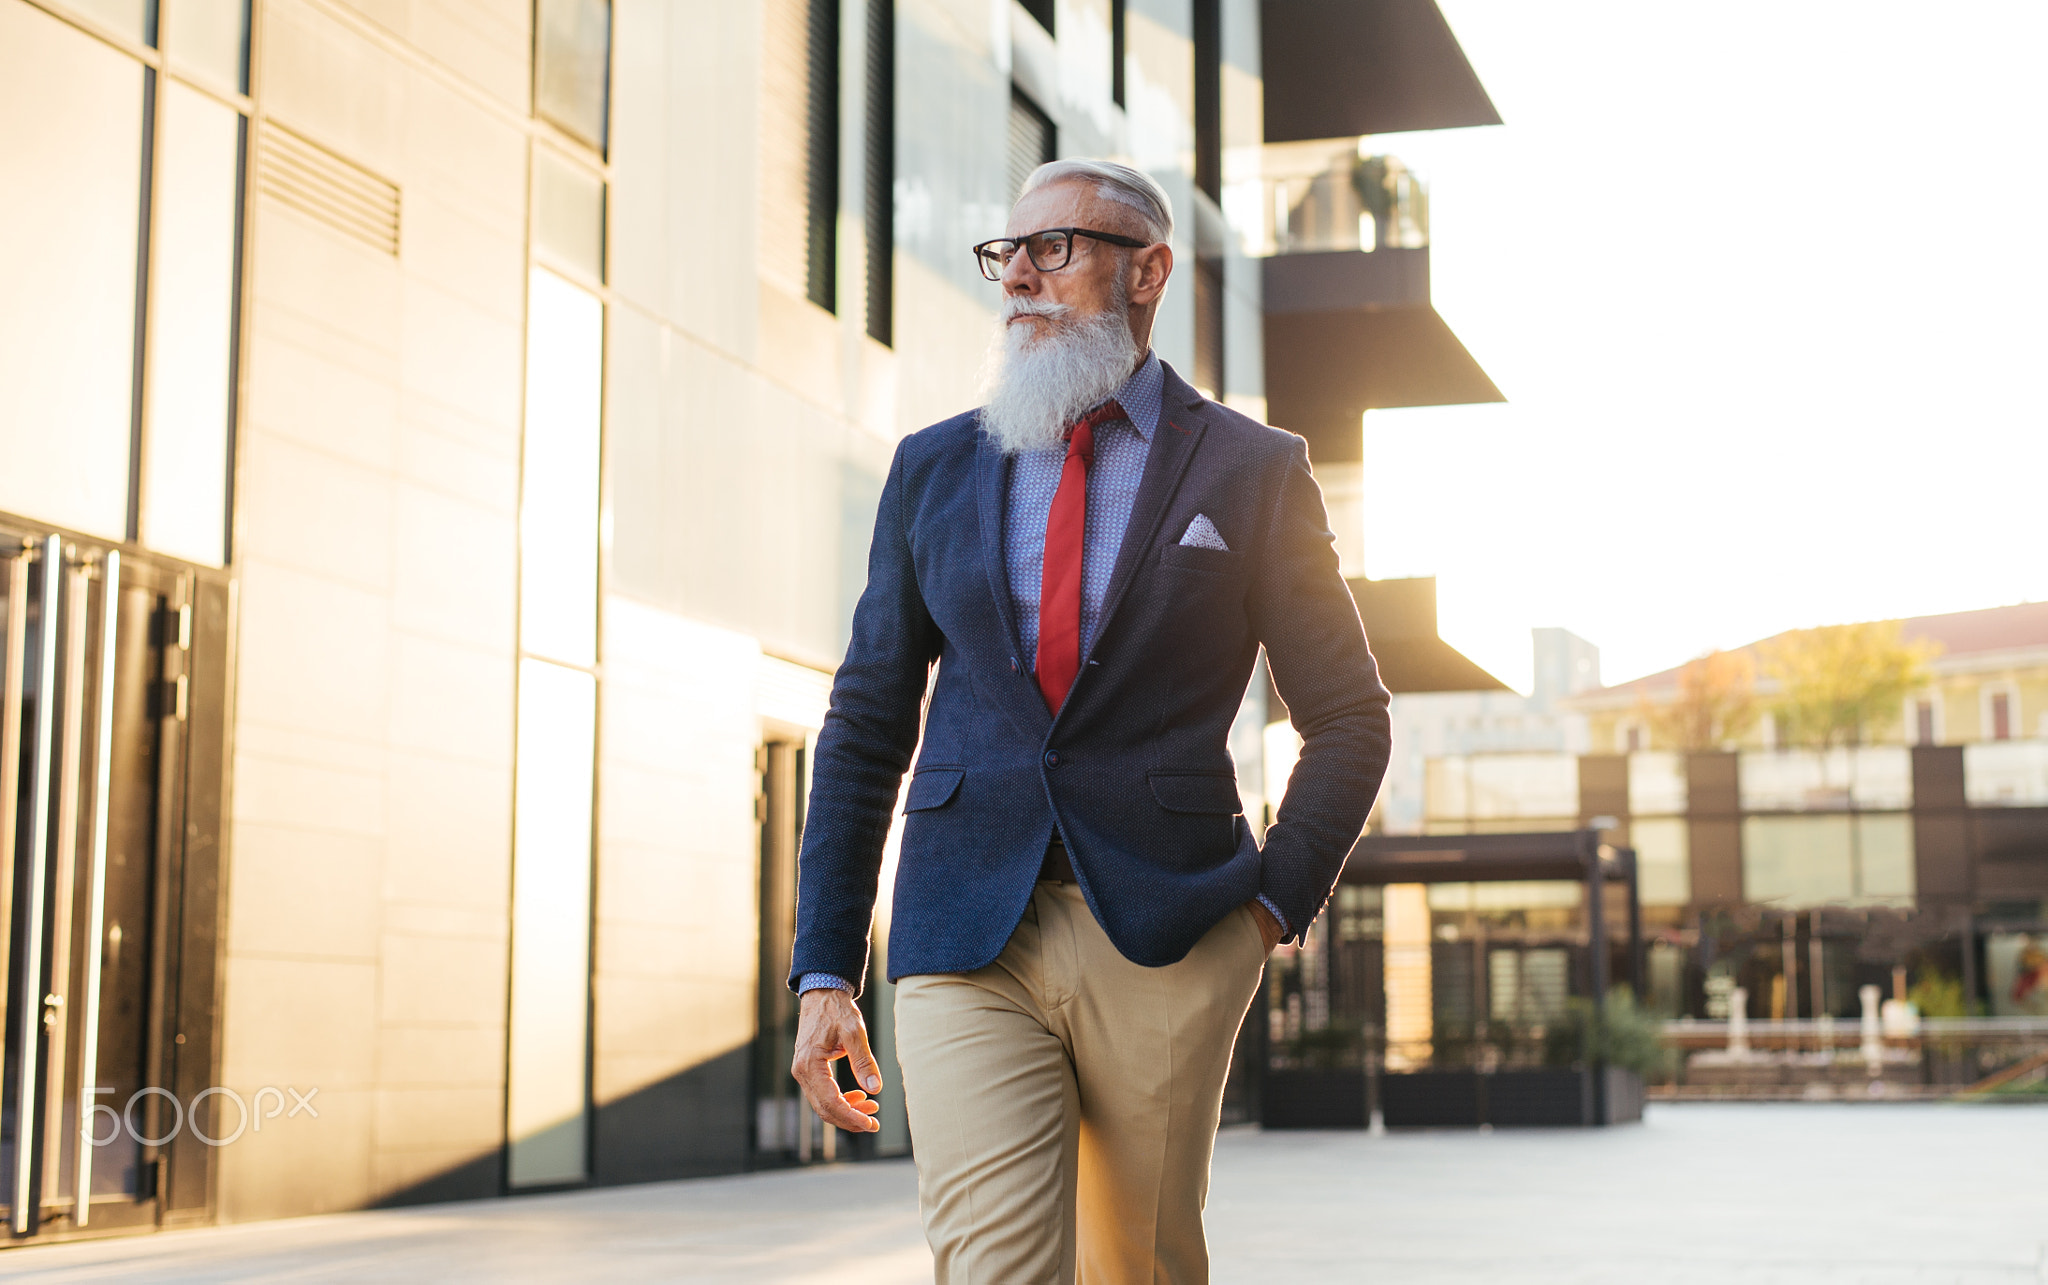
[
  {"left": 1247, "top": 899, "right": 1285, "bottom": 953},
  {"left": 792, "top": 988, "right": 884, "bottom": 1134}
]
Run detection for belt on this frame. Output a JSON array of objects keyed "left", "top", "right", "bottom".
[{"left": 1039, "top": 838, "right": 1076, "bottom": 883}]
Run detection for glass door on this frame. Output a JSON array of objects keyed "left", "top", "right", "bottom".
[{"left": 0, "top": 530, "right": 210, "bottom": 1238}]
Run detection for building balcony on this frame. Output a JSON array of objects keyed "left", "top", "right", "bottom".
[
  {"left": 1260, "top": 0, "right": 1502, "bottom": 143},
  {"left": 1233, "top": 140, "right": 1502, "bottom": 465}
]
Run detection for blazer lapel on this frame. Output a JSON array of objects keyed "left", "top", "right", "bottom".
[
  {"left": 1086, "top": 362, "right": 1210, "bottom": 667},
  {"left": 976, "top": 422, "right": 1054, "bottom": 735}
]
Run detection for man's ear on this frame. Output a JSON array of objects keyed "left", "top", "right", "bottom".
[{"left": 1127, "top": 242, "right": 1173, "bottom": 307}]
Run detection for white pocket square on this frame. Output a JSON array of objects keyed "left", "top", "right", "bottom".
[{"left": 1178, "top": 514, "right": 1230, "bottom": 552}]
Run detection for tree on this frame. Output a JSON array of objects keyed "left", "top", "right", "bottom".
[
  {"left": 1641, "top": 649, "right": 1760, "bottom": 751},
  {"left": 1757, "top": 620, "right": 1938, "bottom": 748}
]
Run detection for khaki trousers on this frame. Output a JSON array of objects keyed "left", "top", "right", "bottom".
[{"left": 894, "top": 880, "right": 1268, "bottom": 1285}]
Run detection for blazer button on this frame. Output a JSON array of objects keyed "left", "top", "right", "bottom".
[{"left": 1044, "top": 750, "right": 1061, "bottom": 768}]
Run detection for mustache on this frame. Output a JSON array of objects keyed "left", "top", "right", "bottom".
[{"left": 1000, "top": 296, "right": 1074, "bottom": 323}]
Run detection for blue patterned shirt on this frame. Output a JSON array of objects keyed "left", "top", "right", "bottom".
[{"left": 1003, "top": 350, "right": 1163, "bottom": 668}]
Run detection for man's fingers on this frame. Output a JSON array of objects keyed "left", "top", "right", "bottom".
[
  {"left": 845, "top": 1028, "right": 884, "bottom": 1095},
  {"left": 792, "top": 1053, "right": 881, "bottom": 1132}
]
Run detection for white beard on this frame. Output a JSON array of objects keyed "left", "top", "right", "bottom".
[{"left": 979, "top": 292, "right": 1140, "bottom": 455}]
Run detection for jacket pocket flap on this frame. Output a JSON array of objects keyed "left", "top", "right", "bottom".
[
  {"left": 904, "top": 767, "right": 964, "bottom": 812},
  {"left": 1147, "top": 771, "right": 1243, "bottom": 815}
]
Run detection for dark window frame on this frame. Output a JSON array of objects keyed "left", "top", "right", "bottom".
[{"left": 864, "top": 0, "right": 894, "bottom": 344}]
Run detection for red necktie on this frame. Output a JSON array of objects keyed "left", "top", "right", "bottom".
[{"left": 1036, "top": 399, "right": 1126, "bottom": 714}]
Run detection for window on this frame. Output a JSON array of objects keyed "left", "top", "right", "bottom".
[
  {"left": 519, "top": 268, "right": 604, "bottom": 668},
  {"left": 1740, "top": 814, "right": 1914, "bottom": 907},
  {"left": 1630, "top": 817, "right": 1691, "bottom": 907},
  {"left": 1008, "top": 87, "right": 1055, "bottom": 203},
  {"left": 164, "top": 0, "right": 251, "bottom": 93},
  {"left": 533, "top": 145, "right": 605, "bottom": 284},
  {"left": 863, "top": 0, "right": 893, "bottom": 345},
  {"left": 535, "top": 0, "right": 612, "bottom": 150},
  {"left": 1912, "top": 697, "right": 1938, "bottom": 746},
  {"left": 141, "top": 83, "right": 245, "bottom": 567},
  {"left": 762, "top": 0, "right": 839, "bottom": 311},
  {"left": 507, "top": 264, "right": 605, "bottom": 1189},
  {"left": 1192, "top": 0, "right": 1220, "bottom": 201},
  {"left": 1989, "top": 687, "right": 2014, "bottom": 741},
  {"left": 1019, "top": 0, "right": 1053, "bottom": 35},
  {"left": 0, "top": 3, "right": 148, "bottom": 542},
  {"left": 1193, "top": 253, "right": 1223, "bottom": 397},
  {"left": 507, "top": 657, "right": 597, "bottom": 1187}
]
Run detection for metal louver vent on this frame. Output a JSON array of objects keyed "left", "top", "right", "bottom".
[{"left": 256, "top": 124, "right": 400, "bottom": 256}]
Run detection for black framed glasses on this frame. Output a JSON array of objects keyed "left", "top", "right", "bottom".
[{"left": 973, "top": 227, "right": 1151, "bottom": 281}]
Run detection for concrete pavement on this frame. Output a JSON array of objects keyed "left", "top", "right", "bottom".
[{"left": 1, "top": 1105, "right": 2043, "bottom": 1282}]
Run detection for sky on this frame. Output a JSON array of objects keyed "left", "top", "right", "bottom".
[{"left": 1350, "top": 1, "right": 2048, "bottom": 691}]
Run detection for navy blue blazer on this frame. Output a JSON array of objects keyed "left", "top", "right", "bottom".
[{"left": 789, "top": 362, "right": 1391, "bottom": 991}]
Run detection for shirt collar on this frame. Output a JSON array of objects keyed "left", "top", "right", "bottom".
[{"left": 1108, "top": 349, "right": 1163, "bottom": 444}]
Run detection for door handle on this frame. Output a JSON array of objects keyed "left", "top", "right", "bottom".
[{"left": 74, "top": 551, "right": 119, "bottom": 1226}]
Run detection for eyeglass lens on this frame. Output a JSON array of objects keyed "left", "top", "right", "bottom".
[{"left": 978, "top": 230, "right": 1073, "bottom": 280}]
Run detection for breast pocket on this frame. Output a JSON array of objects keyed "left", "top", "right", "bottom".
[{"left": 1157, "top": 543, "right": 1244, "bottom": 578}]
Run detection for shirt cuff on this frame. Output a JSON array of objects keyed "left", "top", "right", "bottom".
[
  {"left": 797, "top": 972, "right": 855, "bottom": 994},
  {"left": 1255, "top": 894, "right": 1291, "bottom": 938}
]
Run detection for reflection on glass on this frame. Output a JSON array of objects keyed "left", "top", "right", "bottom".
[
  {"left": 143, "top": 84, "right": 242, "bottom": 568},
  {"left": 1426, "top": 754, "right": 1579, "bottom": 824},
  {"left": 1629, "top": 816, "right": 1690, "bottom": 906},
  {"left": 1741, "top": 813, "right": 1914, "bottom": 908},
  {"left": 535, "top": 0, "right": 611, "bottom": 149},
  {"left": 162, "top": 0, "right": 248, "bottom": 91},
  {"left": 0, "top": 2, "right": 146, "bottom": 540},
  {"left": 520, "top": 267, "right": 603, "bottom": 668},
  {"left": 507, "top": 657, "right": 595, "bottom": 1187},
  {"left": 58, "top": 0, "right": 154, "bottom": 44},
  {"left": 533, "top": 146, "right": 605, "bottom": 284}
]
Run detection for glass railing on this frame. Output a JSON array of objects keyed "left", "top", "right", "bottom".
[
  {"left": 1222, "top": 138, "right": 1429, "bottom": 258},
  {"left": 1964, "top": 739, "right": 2048, "bottom": 805},
  {"left": 1418, "top": 743, "right": 2045, "bottom": 827},
  {"left": 1737, "top": 746, "right": 1913, "bottom": 812}
]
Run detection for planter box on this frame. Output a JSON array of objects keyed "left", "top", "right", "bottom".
[
  {"left": 1260, "top": 1069, "right": 1367, "bottom": 1129},
  {"left": 1604, "top": 1066, "right": 1644, "bottom": 1124},
  {"left": 1486, "top": 1068, "right": 1593, "bottom": 1126},
  {"left": 1369, "top": 1067, "right": 1646, "bottom": 1128},
  {"left": 1380, "top": 1070, "right": 1481, "bottom": 1127}
]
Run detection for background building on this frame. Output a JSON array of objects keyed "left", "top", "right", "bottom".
[
  {"left": 1575, "top": 602, "right": 2048, "bottom": 755},
  {"left": 0, "top": 0, "right": 1497, "bottom": 1243},
  {"left": 1375, "top": 626, "right": 1598, "bottom": 834},
  {"left": 1414, "top": 602, "right": 2048, "bottom": 1025}
]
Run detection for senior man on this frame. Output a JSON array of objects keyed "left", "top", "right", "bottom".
[{"left": 788, "top": 159, "right": 1390, "bottom": 1282}]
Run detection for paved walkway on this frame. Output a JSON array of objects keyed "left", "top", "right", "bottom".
[{"left": 1, "top": 1105, "right": 2043, "bottom": 1282}]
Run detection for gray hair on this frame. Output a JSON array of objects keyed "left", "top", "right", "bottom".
[{"left": 1019, "top": 159, "right": 1174, "bottom": 245}]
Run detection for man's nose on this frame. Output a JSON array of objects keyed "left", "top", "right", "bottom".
[{"left": 1001, "top": 248, "right": 1038, "bottom": 294}]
